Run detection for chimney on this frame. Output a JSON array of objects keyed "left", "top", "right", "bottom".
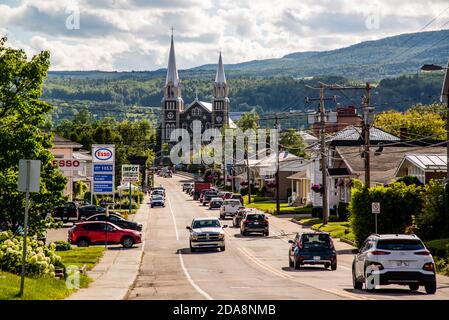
[{"left": 399, "top": 127, "right": 409, "bottom": 140}]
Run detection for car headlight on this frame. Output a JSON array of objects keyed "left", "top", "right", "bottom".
[
  {"left": 219, "top": 233, "right": 225, "bottom": 239},
  {"left": 191, "top": 233, "right": 198, "bottom": 240}
]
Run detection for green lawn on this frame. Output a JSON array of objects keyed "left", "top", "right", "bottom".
[
  {"left": 0, "top": 246, "right": 104, "bottom": 300},
  {"left": 311, "top": 221, "right": 356, "bottom": 243},
  {"left": 244, "top": 197, "right": 312, "bottom": 215}
]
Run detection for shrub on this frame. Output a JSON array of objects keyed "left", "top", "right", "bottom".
[
  {"left": 0, "top": 231, "right": 62, "bottom": 277},
  {"left": 425, "top": 238, "right": 449, "bottom": 258},
  {"left": 312, "top": 207, "right": 323, "bottom": 219},
  {"left": 54, "top": 241, "right": 72, "bottom": 252},
  {"left": 349, "top": 180, "right": 423, "bottom": 246}
]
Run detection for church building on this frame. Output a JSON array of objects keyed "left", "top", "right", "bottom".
[{"left": 160, "top": 34, "right": 235, "bottom": 148}]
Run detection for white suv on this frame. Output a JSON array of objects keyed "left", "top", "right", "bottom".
[
  {"left": 219, "top": 199, "right": 241, "bottom": 219},
  {"left": 352, "top": 234, "right": 437, "bottom": 294}
]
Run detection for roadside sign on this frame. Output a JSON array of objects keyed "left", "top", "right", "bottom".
[
  {"left": 92, "top": 145, "right": 115, "bottom": 195},
  {"left": 18, "top": 160, "right": 41, "bottom": 193},
  {"left": 122, "top": 164, "right": 140, "bottom": 182},
  {"left": 371, "top": 202, "right": 380, "bottom": 214}
]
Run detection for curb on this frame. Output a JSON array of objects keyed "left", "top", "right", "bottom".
[{"left": 339, "top": 237, "right": 357, "bottom": 247}]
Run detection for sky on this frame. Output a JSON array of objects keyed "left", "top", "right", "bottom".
[{"left": 0, "top": 0, "right": 448, "bottom": 71}]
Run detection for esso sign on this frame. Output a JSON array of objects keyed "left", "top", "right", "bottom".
[
  {"left": 94, "top": 148, "right": 113, "bottom": 161},
  {"left": 52, "top": 159, "right": 82, "bottom": 171}
]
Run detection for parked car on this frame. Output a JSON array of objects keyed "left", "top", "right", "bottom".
[
  {"left": 68, "top": 221, "right": 142, "bottom": 248},
  {"left": 352, "top": 234, "right": 436, "bottom": 294},
  {"left": 182, "top": 183, "right": 193, "bottom": 192},
  {"left": 288, "top": 232, "right": 337, "bottom": 270},
  {"left": 232, "top": 207, "right": 251, "bottom": 227},
  {"left": 163, "top": 171, "right": 172, "bottom": 178},
  {"left": 151, "top": 195, "right": 165, "bottom": 208},
  {"left": 209, "top": 197, "right": 223, "bottom": 209},
  {"left": 240, "top": 212, "right": 269, "bottom": 236},
  {"left": 53, "top": 202, "right": 78, "bottom": 222},
  {"left": 219, "top": 199, "right": 241, "bottom": 219},
  {"left": 85, "top": 213, "right": 143, "bottom": 231},
  {"left": 186, "top": 217, "right": 227, "bottom": 252},
  {"left": 78, "top": 205, "right": 106, "bottom": 219},
  {"left": 222, "top": 192, "right": 232, "bottom": 200},
  {"left": 202, "top": 190, "right": 218, "bottom": 206},
  {"left": 230, "top": 193, "right": 244, "bottom": 205}
]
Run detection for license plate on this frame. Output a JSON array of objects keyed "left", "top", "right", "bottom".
[
  {"left": 395, "top": 261, "right": 409, "bottom": 267},
  {"left": 254, "top": 222, "right": 259, "bottom": 225},
  {"left": 313, "top": 256, "right": 320, "bottom": 261}
]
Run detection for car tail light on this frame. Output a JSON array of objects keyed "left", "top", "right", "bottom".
[
  {"left": 329, "top": 239, "right": 335, "bottom": 251},
  {"left": 244, "top": 220, "right": 250, "bottom": 224},
  {"left": 262, "top": 220, "right": 268, "bottom": 224},
  {"left": 370, "top": 250, "right": 391, "bottom": 255},
  {"left": 423, "top": 263, "right": 435, "bottom": 272},
  {"left": 415, "top": 250, "right": 431, "bottom": 256}
]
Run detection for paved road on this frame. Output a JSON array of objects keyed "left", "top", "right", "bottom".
[{"left": 127, "top": 174, "right": 449, "bottom": 300}]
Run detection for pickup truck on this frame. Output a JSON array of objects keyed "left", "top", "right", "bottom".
[
  {"left": 53, "top": 202, "right": 79, "bottom": 222},
  {"left": 219, "top": 199, "right": 242, "bottom": 220}
]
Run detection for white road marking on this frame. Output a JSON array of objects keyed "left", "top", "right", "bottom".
[{"left": 166, "top": 194, "right": 213, "bottom": 300}]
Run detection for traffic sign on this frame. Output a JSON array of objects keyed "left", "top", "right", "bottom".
[
  {"left": 122, "top": 164, "right": 140, "bottom": 182},
  {"left": 372, "top": 202, "right": 380, "bottom": 214}
]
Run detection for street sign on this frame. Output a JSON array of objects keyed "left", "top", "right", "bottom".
[
  {"left": 92, "top": 145, "right": 115, "bottom": 195},
  {"left": 18, "top": 160, "right": 41, "bottom": 193},
  {"left": 122, "top": 164, "right": 140, "bottom": 182},
  {"left": 52, "top": 158, "right": 84, "bottom": 171},
  {"left": 371, "top": 202, "right": 380, "bottom": 214},
  {"left": 17, "top": 159, "right": 41, "bottom": 297}
]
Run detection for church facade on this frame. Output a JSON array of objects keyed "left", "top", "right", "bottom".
[{"left": 160, "top": 34, "right": 235, "bottom": 148}]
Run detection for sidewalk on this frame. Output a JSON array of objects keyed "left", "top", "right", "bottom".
[{"left": 66, "top": 196, "right": 150, "bottom": 300}]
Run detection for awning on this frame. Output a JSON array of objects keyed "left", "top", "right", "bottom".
[
  {"left": 287, "top": 171, "right": 308, "bottom": 180},
  {"left": 327, "top": 168, "right": 351, "bottom": 177}
]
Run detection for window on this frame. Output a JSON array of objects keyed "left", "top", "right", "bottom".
[
  {"left": 376, "top": 239, "right": 425, "bottom": 251},
  {"left": 166, "top": 124, "right": 171, "bottom": 139},
  {"left": 192, "top": 107, "right": 201, "bottom": 116},
  {"left": 192, "top": 219, "right": 221, "bottom": 228},
  {"left": 82, "top": 223, "right": 102, "bottom": 231},
  {"left": 205, "top": 122, "right": 210, "bottom": 130}
]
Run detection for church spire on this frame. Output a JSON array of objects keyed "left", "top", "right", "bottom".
[
  {"left": 166, "top": 28, "right": 179, "bottom": 87},
  {"left": 214, "top": 50, "right": 226, "bottom": 84}
]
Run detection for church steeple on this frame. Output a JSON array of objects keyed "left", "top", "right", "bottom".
[
  {"left": 212, "top": 51, "right": 230, "bottom": 128},
  {"left": 165, "top": 29, "right": 181, "bottom": 99},
  {"left": 213, "top": 51, "right": 228, "bottom": 98}
]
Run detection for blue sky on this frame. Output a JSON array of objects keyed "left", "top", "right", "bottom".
[{"left": 0, "top": 0, "right": 448, "bottom": 71}]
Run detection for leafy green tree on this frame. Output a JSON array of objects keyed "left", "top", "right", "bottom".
[
  {"left": 0, "top": 37, "right": 66, "bottom": 235},
  {"left": 235, "top": 111, "right": 259, "bottom": 131},
  {"left": 279, "top": 129, "right": 307, "bottom": 157}
]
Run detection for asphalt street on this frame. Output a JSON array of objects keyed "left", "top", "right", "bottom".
[{"left": 127, "top": 174, "right": 449, "bottom": 300}]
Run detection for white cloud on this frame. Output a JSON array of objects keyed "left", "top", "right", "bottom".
[{"left": 1, "top": 0, "right": 448, "bottom": 70}]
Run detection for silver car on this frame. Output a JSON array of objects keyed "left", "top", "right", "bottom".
[{"left": 186, "top": 217, "right": 227, "bottom": 252}]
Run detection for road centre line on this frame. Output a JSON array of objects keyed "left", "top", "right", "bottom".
[{"left": 166, "top": 192, "right": 213, "bottom": 300}]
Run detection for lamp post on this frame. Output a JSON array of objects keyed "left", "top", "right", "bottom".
[{"left": 421, "top": 60, "right": 449, "bottom": 179}]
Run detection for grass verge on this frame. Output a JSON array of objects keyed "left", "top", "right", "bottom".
[
  {"left": 0, "top": 246, "right": 104, "bottom": 300},
  {"left": 245, "top": 199, "right": 312, "bottom": 215},
  {"left": 311, "top": 221, "right": 356, "bottom": 243}
]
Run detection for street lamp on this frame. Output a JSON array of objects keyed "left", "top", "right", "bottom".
[{"left": 420, "top": 59, "right": 449, "bottom": 179}]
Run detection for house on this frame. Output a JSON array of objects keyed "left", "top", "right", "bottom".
[
  {"left": 311, "top": 105, "right": 363, "bottom": 137},
  {"left": 395, "top": 154, "right": 447, "bottom": 183}
]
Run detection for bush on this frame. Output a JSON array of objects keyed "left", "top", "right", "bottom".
[
  {"left": 0, "top": 231, "right": 63, "bottom": 277},
  {"left": 425, "top": 238, "right": 449, "bottom": 258},
  {"left": 349, "top": 180, "right": 423, "bottom": 246},
  {"left": 54, "top": 241, "right": 72, "bottom": 252},
  {"left": 328, "top": 215, "right": 339, "bottom": 222},
  {"left": 337, "top": 202, "right": 349, "bottom": 221},
  {"left": 415, "top": 180, "right": 448, "bottom": 240}
]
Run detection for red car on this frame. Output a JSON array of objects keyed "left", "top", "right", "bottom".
[{"left": 68, "top": 221, "right": 142, "bottom": 248}]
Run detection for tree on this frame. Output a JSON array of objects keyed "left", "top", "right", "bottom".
[
  {"left": 279, "top": 129, "right": 307, "bottom": 157},
  {"left": 0, "top": 37, "right": 66, "bottom": 235},
  {"left": 375, "top": 108, "right": 445, "bottom": 140},
  {"left": 235, "top": 111, "right": 259, "bottom": 131}
]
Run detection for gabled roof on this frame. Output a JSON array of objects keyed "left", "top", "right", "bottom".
[
  {"left": 184, "top": 100, "right": 212, "bottom": 113},
  {"left": 396, "top": 154, "right": 447, "bottom": 175},
  {"left": 327, "top": 125, "right": 400, "bottom": 142},
  {"left": 52, "top": 134, "right": 82, "bottom": 149}
]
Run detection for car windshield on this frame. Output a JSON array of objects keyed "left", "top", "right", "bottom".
[
  {"left": 245, "top": 214, "right": 266, "bottom": 221},
  {"left": 192, "top": 219, "right": 221, "bottom": 228},
  {"left": 152, "top": 195, "right": 163, "bottom": 200},
  {"left": 224, "top": 200, "right": 240, "bottom": 206},
  {"left": 377, "top": 239, "right": 425, "bottom": 251},
  {"left": 301, "top": 234, "right": 331, "bottom": 249}
]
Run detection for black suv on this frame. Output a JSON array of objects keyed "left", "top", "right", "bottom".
[
  {"left": 240, "top": 212, "right": 269, "bottom": 236},
  {"left": 78, "top": 205, "right": 106, "bottom": 219},
  {"left": 288, "top": 232, "right": 337, "bottom": 270}
]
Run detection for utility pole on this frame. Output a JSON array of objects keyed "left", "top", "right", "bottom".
[
  {"left": 328, "top": 83, "right": 373, "bottom": 188},
  {"left": 306, "top": 84, "right": 335, "bottom": 225},
  {"left": 275, "top": 114, "right": 281, "bottom": 215},
  {"left": 246, "top": 151, "right": 251, "bottom": 204}
]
